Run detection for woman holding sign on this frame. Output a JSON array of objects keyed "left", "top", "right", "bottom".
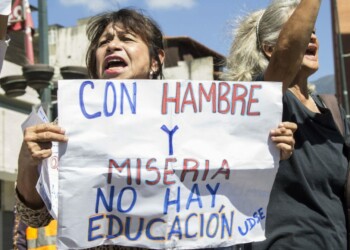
[
  {"left": 224, "top": 0, "right": 349, "bottom": 249},
  {"left": 16, "top": 6, "right": 165, "bottom": 238},
  {"left": 15, "top": 7, "right": 296, "bottom": 250}
]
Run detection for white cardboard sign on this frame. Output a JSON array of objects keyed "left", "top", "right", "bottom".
[{"left": 57, "top": 79, "right": 282, "bottom": 249}]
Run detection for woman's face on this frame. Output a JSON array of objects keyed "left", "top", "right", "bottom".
[{"left": 96, "top": 23, "right": 152, "bottom": 80}]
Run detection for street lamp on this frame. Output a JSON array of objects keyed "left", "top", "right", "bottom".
[{"left": 0, "top": 75, "right": 27, "bottom": 97}]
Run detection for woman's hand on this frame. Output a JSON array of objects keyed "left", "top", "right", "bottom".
[
  {"left": 16, "top": 122, "right": 68, "bottom": 209},
  {"left": 22, "top": 123, "right": 68, "bottom": 164},
  {"left": 270, "top": 122, "right": 297, "bottom": 160}
]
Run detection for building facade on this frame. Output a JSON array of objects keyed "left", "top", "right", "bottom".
[{"left": 331, "top": 0, "right": 350, "bottom": 116}]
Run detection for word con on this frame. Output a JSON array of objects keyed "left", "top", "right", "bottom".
[{"left": 79, "top": 81, "right": 137, "bottom": 119}]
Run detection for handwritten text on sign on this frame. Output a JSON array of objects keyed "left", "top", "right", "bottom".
[{"left": 57, "top": 80, "right": 282, "bottom": 249}]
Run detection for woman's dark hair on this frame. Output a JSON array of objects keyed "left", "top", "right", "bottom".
[{"left": 85, "top": 8, "right": 164, "bottom": 79}]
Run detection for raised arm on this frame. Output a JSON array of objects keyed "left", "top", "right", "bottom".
[{"left": 264, "top": 0, "right": 321, "bottom": 92}]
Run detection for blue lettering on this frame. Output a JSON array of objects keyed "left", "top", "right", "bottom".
[
  {"left": 206, "top": 183, "right": 220, "bottom": 208},
  {"left": 238, "top": 207, "right": 266, "bottom": 236},
  {"left": 79, "top": 81, "right": 137, "bottom": 119},
  {"left": 206, "top": 213, "right": 219, "bottom": 238},
  {"left": 106, "top": 214, "right": 123, "bottom": 239},
  {"left": 117, "top": 187, "right": 137, "bottom": 213},
  {"left": 238, "top": 220, "right": 249, "bottom": 236},
  {"left": 88, "top": 214, "right": 104, "bottom": 241},
  {"left": 221, "top": 211, "right": 234, "bottom": 238},
  {"left": 125, "top": 217, "right": 144, "bottom": 240},
  {"left": 146, "top": 218, "right": 165, "bottom": 240},
  {"left": 185, "top": 213, "right": 198, "bottom": 238},
  {"left": 95, "top": 186, "right": 114, "bottom": 213},
  {"left": 186, "top": 184, "right": 203, "bottom": 210},
  {"left": 168, "top": 215, "right": 182, "bottom": 240},
  {"left": 163, "top": 186, "right": 181, "bottom": 214},
  {"left": 161, "top": 125, "right": 179, "bottom": 155},
  {"left": 120, "top": 82, "right": 137, "bottom": 114},
  {"left": 103, "top": 81, "right": 117, "bottom": 117},
  {"left": 80, "top": 81, "right": 102, "bottom": 119}
]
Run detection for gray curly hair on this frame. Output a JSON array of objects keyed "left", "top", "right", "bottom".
[{"left": 221, "top": 0, "right": 301, "bottom": 81}]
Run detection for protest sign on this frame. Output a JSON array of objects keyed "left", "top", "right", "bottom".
[{"left": 57, "top": 79, "right": 282, "bottom": 249}]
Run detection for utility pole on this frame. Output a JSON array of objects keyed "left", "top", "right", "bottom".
[
  {"left": 332, "top": 0, "right": 350, "bottom": 117},
  {"left": 38, "top": 0, "right": 52, "bottom": 120}
]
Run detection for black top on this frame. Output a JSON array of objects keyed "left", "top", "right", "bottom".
[{"left": 251, "top": 90, "right": 349, "bottom": 250}]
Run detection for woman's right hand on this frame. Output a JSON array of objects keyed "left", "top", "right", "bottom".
[
  {"left": 22, "top": 123, "right": 68, "bottom": 164},
  {"left": 16, "top": 123, "right": 68, "bottom": 209}
]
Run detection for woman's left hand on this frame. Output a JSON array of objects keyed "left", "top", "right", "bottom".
[{"left": 270, "top": 122, "right": 297, "bottom": 160}]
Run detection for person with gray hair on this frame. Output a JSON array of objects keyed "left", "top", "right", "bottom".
[{"left": 223, "top": 0, "right": 350, "bottom": 249}]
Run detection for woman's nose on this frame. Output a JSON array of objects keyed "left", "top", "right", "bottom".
[
  {"left": 107, "top": 39, "right": 122, "bottom": 52},
  {"left": 310, "top": 33, "right": 317, "bottom": 43}
]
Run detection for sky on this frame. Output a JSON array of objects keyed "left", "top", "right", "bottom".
[{"left": 28, "top": 0, "right": 334, "bottom": 82}]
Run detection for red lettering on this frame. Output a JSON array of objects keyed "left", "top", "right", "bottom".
[
  {"left": 181, "top": 159, "right": 199, "bottom": 182},
  {"left": 218, "top": 82, "right": 230, "bottom": 114},
  {"left": 108, "top": 159, "right": 131, "bottom": 185},
  {"left": 199, "top": 83, "right": 217, "bottom": 113},
  {"left": 247, "top": 85, "right": 261, "bottom": 116},
  {"left": 162, "top": 82, "right": 181, "bottom": 114},
  {"left": 136, "top": 158, "right": 141, "bottom": 185},
  {"left": 164, "top": 158, "right": 176, "bottom": 185},
  {"left": 181, "top": 82, "right": 197, "bottom": 113},
  {"left": 145, "top": 158, "right": 161, "bottom": 185},
  {"left": 212, "top": 159, "right": 230, "bottom": 180},
  {"left": 201, "top": 160, "right": 210, "bottom": 181},
  {"left": 231, "top": 84, "right": 248, "bottom": 115}
]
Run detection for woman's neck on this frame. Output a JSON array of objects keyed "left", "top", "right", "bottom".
[{"left": 288, "top": 76, "right": 320, "bottom": 113}]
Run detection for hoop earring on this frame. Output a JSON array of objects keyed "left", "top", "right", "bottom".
[{"left": 149, "top": 70, "right": 154, "bottom": 79}]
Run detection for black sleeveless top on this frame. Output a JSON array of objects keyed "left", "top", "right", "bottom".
[{"left": 251, "top": 90, "right": 349, "bottom": 249}]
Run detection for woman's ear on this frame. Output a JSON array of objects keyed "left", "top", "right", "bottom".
[
  {"left": 151, "top": 49, "right": 165, "bottom": 73},
  {"left": 262, "top": 44, "right": 274, "bottom": 59}
]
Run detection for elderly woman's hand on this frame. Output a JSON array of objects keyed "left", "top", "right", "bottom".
[{"left": 270, "top": 122, "right": 297, "bottom": 160}]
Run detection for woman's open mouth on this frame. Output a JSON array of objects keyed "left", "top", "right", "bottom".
[{"left": 304, "top": 44, "right": 317, "bottom": 61}]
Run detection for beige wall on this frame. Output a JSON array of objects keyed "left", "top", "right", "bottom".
[{"left": 338, "top": 0, "right": 350, "bottom": 33}]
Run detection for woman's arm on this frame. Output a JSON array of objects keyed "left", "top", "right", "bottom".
[
  {"left": 264, "top": 0, "right": 321, "bottom": 93},
  {"left": 16, "top": 123, "right": 68, "bottom": 209}
]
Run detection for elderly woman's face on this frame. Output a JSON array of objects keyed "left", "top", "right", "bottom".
[{"left": 96, "top": 23, "right": 151, "bottom": 80}]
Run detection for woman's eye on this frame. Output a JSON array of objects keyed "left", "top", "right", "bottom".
[
  {"left": 98, "top": 40, "right": 109, "bottom": 47},
  {"left": 122, "top": 35, "right": 135, "bottom": 42}
]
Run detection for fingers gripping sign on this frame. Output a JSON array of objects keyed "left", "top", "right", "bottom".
[
  {"left": 24, "top": 123, "right": 68, "bottom": 160},
  {"left": 270, "top": 122, "right": 297, "bottom": 160}
]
